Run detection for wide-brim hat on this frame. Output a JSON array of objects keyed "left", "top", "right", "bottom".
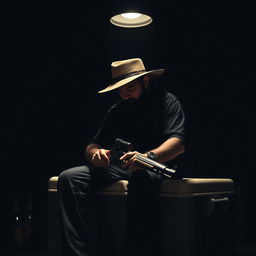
[{"left": 98, "top": 58, "right": 165, "bottom": 93}]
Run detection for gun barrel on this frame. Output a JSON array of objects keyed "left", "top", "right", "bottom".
[{"left": 134, "top": 154, "right": 176, "bottom": 177}]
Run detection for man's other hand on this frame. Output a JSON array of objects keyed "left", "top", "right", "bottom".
[{"left": 91, "top": 148, "right": 110, "bottom": 167}]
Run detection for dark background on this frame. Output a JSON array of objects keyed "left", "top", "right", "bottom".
[{"left": 1, "top": 0, "right": 255, "bottom": 254}]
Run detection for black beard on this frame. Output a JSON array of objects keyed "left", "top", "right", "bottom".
[
  {"left": 123, "top": 85, "right": 148, "bottom": 106},
  {"left": 126, "top": 98, "right": 137, "bottom": 104}
]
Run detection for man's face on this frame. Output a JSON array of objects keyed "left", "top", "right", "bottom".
[{"left": 118, "top": 78, "right": 143, "bottom": 102}]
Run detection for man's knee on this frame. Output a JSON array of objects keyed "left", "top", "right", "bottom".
[{"left": 58, "top": 166, "right": 90, "bottom": 191}]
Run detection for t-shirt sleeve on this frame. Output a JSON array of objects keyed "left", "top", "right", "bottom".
[
  {"left": 162, "top": 95, "right": 186, "bottom": 142},
  {"left": 89, "top": 104, "right": 118, "bottom": 149}
]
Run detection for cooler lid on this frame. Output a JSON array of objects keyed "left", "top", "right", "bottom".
[{"left": 160, "top": 178, "right": 234, "bottom": 197}]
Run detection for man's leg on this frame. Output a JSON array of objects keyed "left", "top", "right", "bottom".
[
  {"left": 58, "top": 164, "right": 128, "bottom": 256},
  {"left": 58, "top": 166, "right": 92, "bottom": 256},
  {"left": 124, "top": 170, "right": 165, "bottom": 256}
]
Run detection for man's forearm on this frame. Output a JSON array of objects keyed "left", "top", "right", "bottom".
[
  {"left": 85, "top": 137, "right": 184, "bottom": 164},
  {"left": 149, "top": 137, "right": 185, "bottom": 163}
]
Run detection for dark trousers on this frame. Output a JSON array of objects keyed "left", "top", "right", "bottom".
[{"left": 57, "top": 164, "right": 165, "bottom": 256}]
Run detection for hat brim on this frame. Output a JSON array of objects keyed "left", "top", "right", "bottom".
[{"left": 98, "top": 69, "right": 165, "bottom": 94}]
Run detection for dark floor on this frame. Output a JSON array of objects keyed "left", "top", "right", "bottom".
[
  {"left": 236, "top": 245, "right": 256, "bottom": 256},
  {"left": 2, "top": 243, "right": 256, "bottom": 256},
  {"left": 2, "top": 247, "right": 256, "bottom": 256}
]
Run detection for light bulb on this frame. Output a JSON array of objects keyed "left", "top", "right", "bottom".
[{"left": 121, "top": 13, "right": 142, "bottom": 19}]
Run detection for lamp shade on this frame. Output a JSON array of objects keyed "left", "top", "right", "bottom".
[{"left": 110, "top": 12, "right": 152, "bottom": 28}]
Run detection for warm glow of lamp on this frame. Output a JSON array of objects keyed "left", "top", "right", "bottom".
[
  {"left": 121, "top": 13, "right": 142, "bottom": 19},
  {"left": 110, "top": 12, "right": 152, "bottom": 28}
]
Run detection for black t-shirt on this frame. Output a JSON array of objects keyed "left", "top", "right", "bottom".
[{"left": 90, "top": 88, "right": 185, "bottom": 155}]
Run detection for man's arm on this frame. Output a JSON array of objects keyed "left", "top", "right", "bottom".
[
  {"left": 149, "top": 137, "right": 185, "bottom": 163},
  {"left": 85, "top": 143, "right": 110, "bottom": 167}
]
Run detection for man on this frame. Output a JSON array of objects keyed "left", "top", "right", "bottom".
[{"left": 58, "top": 58, "right": 186, "bottom": 256}]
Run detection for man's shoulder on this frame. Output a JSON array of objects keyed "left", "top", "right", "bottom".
[
  {"left": 160, "top": 90, "right": 178, "bottom": 106},
  {"left": 163, "top": 90, "right": 177, "bottom": 100}
]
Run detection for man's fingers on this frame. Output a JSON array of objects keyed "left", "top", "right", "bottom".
[
  {"left": 105, "top": 149, "right": 111, "bottom": 158},
  {"left": 120, "top": 152, "right": 148, "bottom": 170},
  {"left": 101, "top": 149, "right": 110, "bottom": 159},
  {"left": 102, "top": 149, "right": 110, "bottom": 156},
  {"left": 92, "top": 149, "right": 110, "bottom": 167},
  {"left": 99, "top": 149, "right": 110, "bottom": 165},
  {"left": 120, "top": 151, "right": 137, "bottom": 161},
  {"left": 121, "top": 154, "right": 138, "bottom": 169}
]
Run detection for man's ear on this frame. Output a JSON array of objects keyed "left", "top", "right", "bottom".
[{"left": 143, "top": 75, "right": 150, "bottom": 88}]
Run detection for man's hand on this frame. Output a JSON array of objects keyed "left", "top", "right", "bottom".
[
  {"left": 120, "top": 151, "right": 147, "bottom": 171},
  {"left": 91, "top": 148, "right": 110, "bottom": 167}
]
